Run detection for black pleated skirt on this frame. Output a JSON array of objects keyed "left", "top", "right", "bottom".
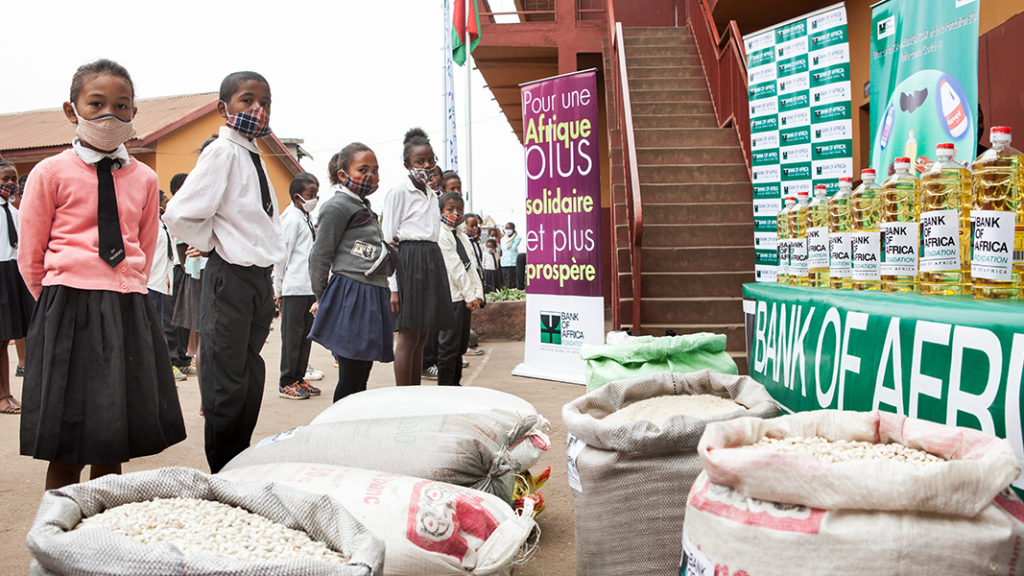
[
  {"left": 0, "top": 260, "right": 34, "bottom": 340},
  {"left": 395, "top": 240, "right": 454, "bottom": 332},
  {"left": 171, "top": 274, "right": 202, "bottom": 332},
  {"left": 20, "top": 286, "right": 186, "bottom": 464}
]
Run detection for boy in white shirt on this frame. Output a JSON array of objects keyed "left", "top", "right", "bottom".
[
  {"left": 273, "top": 173, "right": 321, "bottom": 400},
  {"left": 436, "top": 192, "right": 483, "bottom": 386},
  {"left": 163, "top": 70, "right": 285, "bottom": 473}
]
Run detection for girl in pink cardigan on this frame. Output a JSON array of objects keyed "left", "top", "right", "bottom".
[{"left": 18, "top": 59, "right": 185, "bottom": 490}]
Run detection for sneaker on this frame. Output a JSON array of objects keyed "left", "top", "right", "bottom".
[
  {"left": 172, "top": 366, "right": 187, "bottom": 381},
  {"left": 305, "top": 365, "right": 325, "bottom": 381},
  {"left": 422, "top": 366, "right": 438, "bottom": 380},
  {"left": 15, "top": 365, "right": 24, "bottom": 377},
  {"left": 278, "top": 382, "right": 310, "bottom": 400},
  {"left": 296, "top": 379, "right": 321, "bottom": 397},
  {"left": 465, "top": 347, "right": 485, "bottom": 356},
  {"left": 182, "top": 364, "right": 198, "bottom": 376}
]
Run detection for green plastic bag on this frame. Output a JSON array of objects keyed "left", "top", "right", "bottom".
[{"left": 580, "top": 333, "right": 737, "bottom": 392}]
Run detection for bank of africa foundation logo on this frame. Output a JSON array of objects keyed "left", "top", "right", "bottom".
[{"left": 540, "top": 312, "right": 562, "bottom": 344}]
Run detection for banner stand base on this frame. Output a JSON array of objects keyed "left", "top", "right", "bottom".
[{"left": 512, "top": 362, "right": 586, "bottom": 386}]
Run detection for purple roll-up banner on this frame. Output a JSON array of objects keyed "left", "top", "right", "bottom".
[{"left": 513, "top": 69, "right": 604, "bottom": 385}]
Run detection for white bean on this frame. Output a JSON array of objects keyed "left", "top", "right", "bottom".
[{"left": 737, "top": 436, "right": 944, "bottom": 464}]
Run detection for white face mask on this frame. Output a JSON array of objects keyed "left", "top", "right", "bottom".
[
  {"left": 504, "top": 229, "right": 514, "bottom": 237},
  {"left": 300, "top": 197, "right": 318, "bottom": 213}
]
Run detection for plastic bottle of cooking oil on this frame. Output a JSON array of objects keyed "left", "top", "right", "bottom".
[
  {"left": 905, "top": 130, "right": 918, "bottom": 174},
  {"left": 789, "top": 191, "right": 810, "bottom": 286},
  {"left": 880, "top": 157, "right": 920, "bottom": 292},
  {"left": 919, "top": 143, "right": 971, "bottom": 295},
  {"left": 777, "top": 196, "right": 795, "bottom": 285},
  {"left": 807, "top": 185, "right": 830, "bottom": 287},
  {"left": 851, "top": 169, "right": 882, "bottom": 290},
  {"left": 971, "top": 126, "right": 1023, "bottom": 299},
  {"left": 829, "top": 177, "right": 853, "bottom": 289}
]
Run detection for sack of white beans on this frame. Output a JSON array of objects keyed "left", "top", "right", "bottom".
[
  {"left": 26, "top": 467, "right": 384, "bottom": 576},
  {"left": 561, "top": 369, "right": 779, "bottom": 576},
  {"left": 310, "top": 387, "right": 551, "bottom": 472},
  {"left": 219, "top": 463, "right": 539, "bottom": 576},
  {"left": 222, "top": 411, "right": 543, "bottom": 503},
  {"left": 683, "top": 410, "right": 1024, "bottom": 576}
]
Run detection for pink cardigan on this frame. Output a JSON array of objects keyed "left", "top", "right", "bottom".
[{"left": 18, "top": 150, "right": 159, "bottom": 298}]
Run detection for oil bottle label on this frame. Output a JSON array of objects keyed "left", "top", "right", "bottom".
[
  {"left": 880, "top": 222, "right": 919, "bottom": 276},
  {"left": 791, "top": 237, "right": 809, "bottom": 275},
  {"left": 920, "top": 209, "right": 960, "bottom": 272},
  {"left": 851, "top": 231, "right": 880, "bottom": 280},
  {"left": 807, "top": 226, "right": 829, "bottom": 268},
  {"left": 778, "top": 239, "right": 791, "bottom": 273},
  {"left": 829, "top": 232, "right": 851, "bottom": 277},
  {"left": 971, "top": 210, "right": 1014, "bottom": 281}
]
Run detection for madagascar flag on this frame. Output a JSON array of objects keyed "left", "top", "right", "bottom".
[{"left": 452, "top": 0, "right": 481, "bottom": 66}]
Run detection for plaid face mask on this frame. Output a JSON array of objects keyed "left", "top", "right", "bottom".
[
  {"left": 440, "top": 212, "right": 460, "bottom": 227},
  {"left": 225, "top": 105, "right": 271, "bottom": 139},
  {"left": 0, "top": 182, "right": 16, "bottom": 199},
  {"left": 410, "top": 166, "right": 434, "bottom": 187},
  {"left": 344, "top": 173, "right": 376, "bottom": 199}
]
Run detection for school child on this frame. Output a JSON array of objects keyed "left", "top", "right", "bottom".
[
  {"left": 487, "top": 227, "right": 503, "bottom": 285},
  {"left": 274, "top": 172, "right": 321, "bottom": 400},
  {"left": 163, "top": 173, "right": 190, "bottom": 380},
  {"left": 18, "top": 59, "right": 186, "bottom": 489},
  {"left": 381, "top": 128, "right": 454, "bottom": 387},
  {"left": 436, "top": 192, "right": 484, "bottom": 386},
  {"left": 147, "top": 190, "right": 174, "bottom": 326},
  {"left": 163, "top": 70, "right": 284, "bottom": 473},
  {"left": 501, "top": 221, "right": 522, "bottom": 290},
  {"left": 309, "top": 143, "right": 395, "bottom": 401},
  {"left": 482, "top": 238, "right": 501, "bottom": 293},
  {"left": 0, "top": 160, "right": 32, "bottom": 414},
  {"left": 12, "top": 175, "right": 27, "bottom": 380},
  {"left": 462, "top": 211, "right": 486, "bottom": 356}
]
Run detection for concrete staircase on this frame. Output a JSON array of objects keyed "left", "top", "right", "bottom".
[{"left": 608, "top": 26, "right": 754, "bottom": 373}]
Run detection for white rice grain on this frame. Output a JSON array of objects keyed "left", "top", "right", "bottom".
[{"left": 603, "top": 394, "right": 744, "bottom": 424}]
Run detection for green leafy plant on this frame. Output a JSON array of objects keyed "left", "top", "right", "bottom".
[{"left": 485, "top": 288, "right": 526, "bottom": 302}]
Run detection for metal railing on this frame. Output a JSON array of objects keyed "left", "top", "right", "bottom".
[
  {"left": 686, "top": 0, "right": 751, "bottom": 172},
  {"left": 606, "top": 0, "right": 644, "bottom": 332},
  {"left": 478, "top": 0, "right": 606, "bottom": 24}
]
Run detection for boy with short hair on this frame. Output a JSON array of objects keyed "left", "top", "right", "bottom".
[
  {"left": 274, "top": 172, "right": 321, "bottom": 400},
  {"left": 163, "top": 71, "right": 285, "bottom": 472},
  {"left": 436, "top": 192, "right": 483, "bottom": 386}
]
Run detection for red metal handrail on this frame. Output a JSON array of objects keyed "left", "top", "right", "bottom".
[
  {"left": 685, "top": 0, "right": 751, "bottom": 173},
  {"left": 605, "top": 0, "right": 644, "bottom": 332}
]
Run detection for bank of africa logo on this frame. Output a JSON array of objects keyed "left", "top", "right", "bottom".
[{"left": 540, "top": 312, "right": 562, "bottom": 344}]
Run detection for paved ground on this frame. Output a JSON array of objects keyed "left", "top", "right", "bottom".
[{"left": 0, "top": 320, "right": 582, "bottom": 575}]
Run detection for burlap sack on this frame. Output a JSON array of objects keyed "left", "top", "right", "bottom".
[
  {"left": 26, "top": 467, "right": 384, "bottom": 576},
  {"left": 561, "top": 369, "right": 779, "bottom": 576},
  {"left": 683, "top": 411, "right": 1024, "bottom": 575}
]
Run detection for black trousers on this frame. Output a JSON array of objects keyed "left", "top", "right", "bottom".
[
  {"left": 278, "top": 295, "right": 315, "bottom": 387},
  {"left": 501, "top": 267, "right": 516, "bottom": 291},
  {"left": 199, "top": 251, "right": 275, "bottom": 473},
  {"left": 163, "top": 265, "right": 191, "bottom": 368},
  {"left": 335, "top": 356, "right": 373, "bottom": 402},
  {"left": 437, "top": 301, "right": 471, "bottom": 387},
  {"left": 516, "top": 252, "right": 526, "bottom": 290}
]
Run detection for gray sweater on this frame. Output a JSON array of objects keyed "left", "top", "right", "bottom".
[{"left": 309, "top": 191, "right": 391, "bottom": 299}]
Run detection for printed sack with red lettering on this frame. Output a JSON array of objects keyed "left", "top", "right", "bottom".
[
  {"left": 682, "top": 410, "right": 1024, "bottom": 576},
  {"left": 219, "top": 463, "right": 538, "bottom": 576}
]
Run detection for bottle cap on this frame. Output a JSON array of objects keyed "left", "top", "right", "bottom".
[
  {"left": 839, "top": 177, "right": 853, "bottom": 183},
  {"left": 894, "top": 157, "right": 911, "bottom": 163},
  {"left": 814, "top": 185, "right": 827, "bottom": 194},
  {"left": 861, "top": 169, "right": 876, "bottom": 176},
  {"left": 797, "top": 190, "right": 809, "bottom": 197},
  {"left": 936, "top": 143, "right": 955, "bottom": 150},
  {"left": 992, "top": 126, "right": 1011, "bottom": 135},
  {"left": 785, "top": 195, "right": 796, "bottom": 201}
]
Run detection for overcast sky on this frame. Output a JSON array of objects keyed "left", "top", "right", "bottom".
[{"left": 2, "top": 0, "right": 527, "bottom": 229}]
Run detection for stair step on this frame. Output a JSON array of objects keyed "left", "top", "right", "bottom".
[
  {"left": 616, "top": 222, "right": 754, "bottom": 247},
  {"left": 623, "top": 45, "right": 698, "bottom": 58},
  {"left": 633, "top": 114, "right": 718, "bottom": 129},
  {"left": 623, "top": 27, "right": 694, "bottom": 37},
  {"left": 626, "top": 55, "right": 703, "bottom": 68},
  {"left": 618, "top": 323, "right": 747, "bottom": 351},
  {"left": 628, "top": 66, "right": 704, "bottom": 79},
  {"left": 620, "top": 297, "right": 746, "bottom": 325},
  {"left": 637, "top": 163, "right": 750, "bottom": 183},
  {"left": 629, "top": 77, "right": 708, "bottom": 91},
  {"left": 619, "top": 34, "right": 694, "bottom": 47},
  {"left": 612, "top": 201, "right": 753, "bottom": 225},
  {"left": 635, "top": 146, "right": 746, "bottom": 165},
  {"left": 633, "top": 127, "right": 736, "bottom": 148},
  {"left": 619, "top": 182, "right": 752, "bottom": 203},
  {"left": 630, "top": 88, "right": 711, "bottom": 104},
  {"left": 617, "top": 246, "right": 755, "bottom": 273},
  {"left": 630, "top": 100, "right": 714, "bottom": 116},
  {"left": 618, "top": 271, "right": 755, "bottom": 298}
]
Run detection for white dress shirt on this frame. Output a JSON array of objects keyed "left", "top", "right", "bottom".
[
  {"left": 381, "top": 176, "right": 441, "bottom": 291},
  {"left": 163, "top": 126, "right": 284, "bottom": 268},
  {"left": 438, "top": 223, "right": 484, "bottom": 303},
  {"left": 273, "top": 203, "right": 315, "bottom": 297},
  {"left": 0, "top": 197, "right": 19, "bottom": 262},
  {"left": 147, "top": 217, "right": 175, "bottom": 295},
  {"left": 71, "top": 138, "right": 132, "bottom": 169}
]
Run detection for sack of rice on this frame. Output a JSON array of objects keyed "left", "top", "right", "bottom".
[
  {"left": 220, "top": 463, "right": 539, "bottom": 576},
  {"left": 683, "top": 410, "right": 1024, "bottom": 576},
  {"left": 26, "top": 467, "right": 384, "bottom": 576},
  {"left": 561, "top": 369, "right": 779, "bottom": 576},
  {"left": 310, "top": 386, "right": 551, "bottom": 472},
  {"left": 580, "top": 332, "right": 738, "bottom": 392},
  {"left": 222, "top": 411, "right": 543, "bottom": 502}
]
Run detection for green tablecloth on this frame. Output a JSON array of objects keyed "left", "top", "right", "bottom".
[{"left": 742, "top": 283, "right": 1024, "bottom": 488}]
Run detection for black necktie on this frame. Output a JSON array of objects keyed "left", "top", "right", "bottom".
[
  {"left": 163, "top": 223, "right": 173, "bottom": 260},
  {"left": 96, "top": 157, "right": 125, "bottom": 267},
  {"left": 1, "top": 200, "right": 16, "bottom": 248},
  {"left": 303, "top": 212, "right": 316, "bottom": 241},
  {"left": 453, "top": 230, "right": 471, "bottom": 271},
  {"left": 249, "top": 151, "right": 273, "bottom": 217}
]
